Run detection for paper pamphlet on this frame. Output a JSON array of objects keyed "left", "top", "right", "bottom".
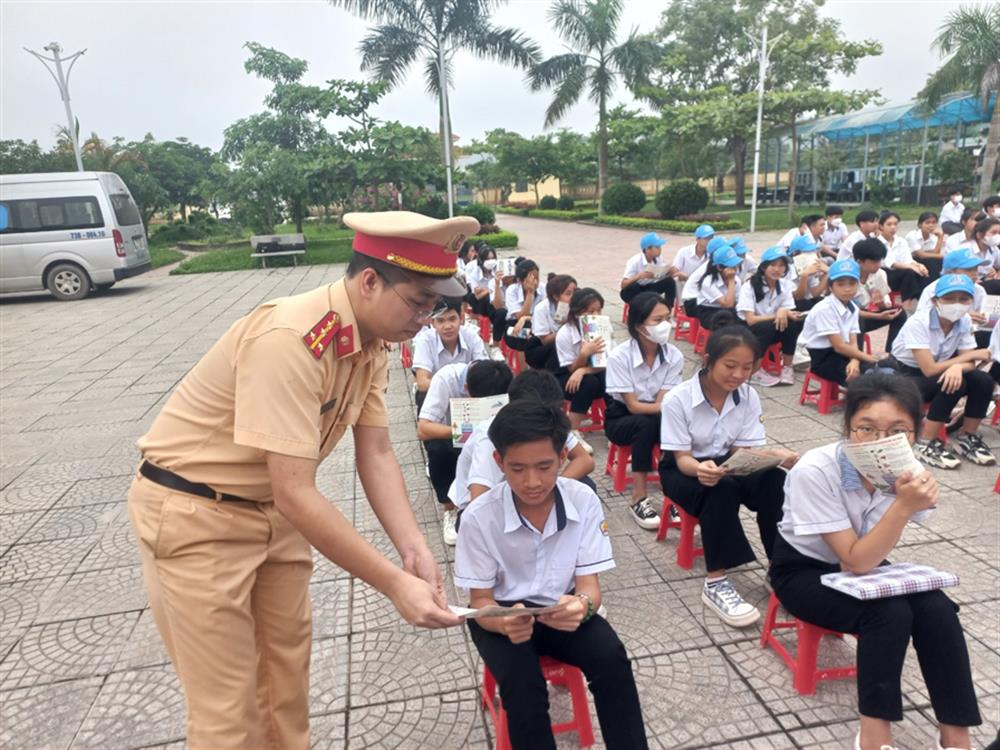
[
  {"left": 450, "top": 394, "right": 509, "bottom": 447},
  {"left": 979, "top": 295, "right": 1000, "bottom": 330},
  {"left": 643, "top": 262, "right": 669, "bottom": 279},
  {"left": 793, "top": 252, "right": 818, "bottom": 275},
  {"left": 719, "top": 449, "right": 784, "bottom": 476},
  {"left": 554, "top": 301, "right": 569, "bottom": 324},
  {"left": 580, "top": 314, "right": 613, "bottom": 368},
  {"left": 449, "top": 603, "right": 567, "bottom": 619},
  {"left": 841, "top": 433, "right": 924, "bottom": 492},
  {"left": 497, "top": 258, "right": 518, "bottom": 277}
]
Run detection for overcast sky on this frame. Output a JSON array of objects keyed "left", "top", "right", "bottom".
[{"left": 1, "top": 0, "right": 963, "bottom": 153}]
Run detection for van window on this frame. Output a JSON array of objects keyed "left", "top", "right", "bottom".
[
  {"left": 0, "top": 197, "right": 104, "bottom": 233},
  {"left": 109, "top": 194, "right": 142, "bottom": 227}
]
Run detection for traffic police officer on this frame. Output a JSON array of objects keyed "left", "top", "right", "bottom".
[{"left": 127, "top": 211, "right": 476, "bottom": 748}]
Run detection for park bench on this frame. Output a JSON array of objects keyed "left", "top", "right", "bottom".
[{"left": 250, "top": 234, "right": 306, "bottom": 268}]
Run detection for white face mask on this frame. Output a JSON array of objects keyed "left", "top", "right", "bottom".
[
  {"left": 867, "top": 231, "right": 877, "bottom": 238},
  {"left": 986, "top": 234, "right": 1000, "bottom": 248},
  {"left": 830, "top": 217, "right": 842, "bottom": 227},
  {"left": 952, "top": 195, "right": 963, "bottom": 204},
  {"left": 937, "top": 302, "right": 971, "bottom": 322},
  {"left": 991, "top": 207, "right": 1000, "bottom": 218},
  {"left": 482, "top": 259, "right": 497, "bottom": 271},
  {"left": 642, "top": 320, "right": 673, "bottom": 345}
]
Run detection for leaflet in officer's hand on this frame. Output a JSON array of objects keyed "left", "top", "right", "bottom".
[
  {"left": 449, "top": 603, "right": 566, "bottom": 619},
  {"left": 719, "top": 449, "right": 785, "bottom": 476}
]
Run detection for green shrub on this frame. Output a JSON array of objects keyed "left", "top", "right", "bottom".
[
  {"left": 556, "top": 195, "right": 575, "bottom": 210},
  {"left": 601, "top": 183, "right": 647, "bottom": 214},
  {"left": 153, "top": 223, "right": 207, "bottom": 243},
  {"left": 496, "top": 206, "right": 530, "bottom": 216},
  {"left": 538, "top": 195, "right": 558, "bottom": 210},
  {"left": 654, "top": 179, "right": 710, "bottom": 219},
  {"left": 592, "top": 215, "right": 742, "bottom": 233},
  {"left": 172, "top": 237, "right": 354, "bottom": 274},
  {"left": 477, "top": 230, "right": 518, "bottom": 248},
  {"left": 527, "top": 209, "right": 598, "bottom": 221},
  {"left": 414, "top": 194, "right": 449, "bottom": 219},
  {"left": 868, "top": 174, "right": 898, "bottom": 205},
  {"left": 459, "top": 202, "right": 496, "bottom": 226}
]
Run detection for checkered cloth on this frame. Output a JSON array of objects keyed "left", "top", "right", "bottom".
[{"left": 820, "top": 562, "right": 959, "bottom": 601}]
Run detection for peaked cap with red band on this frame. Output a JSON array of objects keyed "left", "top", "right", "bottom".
[{"left": 343, "top": 211, "right": 479, "bottom": 297}]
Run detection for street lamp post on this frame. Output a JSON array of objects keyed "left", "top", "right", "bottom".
[
  {"left": 436, "top": 38, "right": 455, "bottom": 218},
  {"left": 745, "top": 26, "right": 784, "bottom": 233},
  {"left": 25, "top": 42, "right": 87, "bottom": 172}
]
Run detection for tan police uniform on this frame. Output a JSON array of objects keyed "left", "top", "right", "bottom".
[{"left": 127, "top": 211, "right": 476, "bottom": 749}]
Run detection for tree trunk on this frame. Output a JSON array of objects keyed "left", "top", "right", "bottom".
[
  {"left": 533, "top": 181, "right": 540, "bottom": 207},
  {"left": 787, "top": 121, "right": 799, "bottom": 222},
  {"left": 732, "top": 136, "right": 747, "bottom": 208},
  {"left": 180, "top": 202, "right": 188, "bottom": 221},
  {"left": 597, "top": 94, "right": 609, "bottom": 214},
  {"left": 294, "top": 199, "right": 304, "bottom": 234},
  {"left": 978, "top": 94, "right": 1000, "bottom": 202}
]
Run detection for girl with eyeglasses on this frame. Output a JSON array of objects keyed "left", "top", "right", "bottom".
[{"left": 771, "top": 372, "right": 980, "bottom": 750}]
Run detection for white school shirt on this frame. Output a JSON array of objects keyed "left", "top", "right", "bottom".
[
  {"left": 417, "top": 362, "right": 468, "bottom": 425},
  {"left": 605, "top": 338, "right": 684, "bottom": 404},
  {"left": 740, "top": 254, "right": 759, "bottom": 282},
  {"left": 623, "top": 252, "right": 667, "bottom": 287},
  {"left": 890, "top": 308, "right": 977, "bottom": 369},
  {"left": 990, "top": 323, "right": 1000, "bottom": 363},
  {"left": 786, "top": 253, "right": 825, "bottom": 299},
  {"left": 777, "top": 442, "right": 932, "bottom": 565},
  {"left": 837, "top": 229, "right": 868, "bottom": 260},
  {"left": 453, "top": 477, "right": 615, "bottom": 604},
  {"left": 695, "top": 272, "right": 741, "bottom": 308},
  {"left": 945, "top": 232, "right": 970, "bottom": 253},
  {"left": 671, "top": 244, "right": 709, "bottom": 277},
  {"left": 940, "top": 200, "right": 965, "bottom": 225},
  {"left": 958, "top": 240, "right": 1000, "bottom": 278},
  {"left": 905, "top": 229, "right": 939, "bottom": 254},
  {"left": 736, "top": 280, "right": 795, "bottom": 320},
  {"left": 780, "top": 227, "right": 806, "bottom": 248},
  {"left": 456, "top": 257, "right": 467, "bottom": 276},
  {"left": 821, "top": 223, "right": 847, "bottom": 249},
  {"left": 532, "top": 298, "right": 558, "bottom": 337},
  {"left": 879, "top": 235, "right": 913, "bottom": 269},
  {"left": 555, "top": 322, "right": 584, "bottom": 368},
  {"left": 681, "top": 263, "right": 710, "bottom": 301},
  {"left": 799, "top": 295, "right": 860, "bottom": 350},
  {"left": 411, "top": 326, "right": 487, "bottom": 375},
  {"left": 450, "top": 415, "right": 579, "bottom": 510},
  {"left": 660, "top": 374, "right": 766, "bottom": 458},
  {"left": 853, "top": 269, "right": 891, "bottom": 308},
  {"left": 465, "top": 263, "right": 489, "bottom": 291},
  {"left": 915, "top": 280, "right": 986, "bottom": 314},
  {"left": 504, "top": 283, "right": 538, "bottom": 317}
]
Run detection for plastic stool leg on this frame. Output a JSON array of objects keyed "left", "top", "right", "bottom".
[
  {"left": 566, "top": 667, "right": 596, "bottom": 747},
  {"left": 792, "top": 621, "right": 821, "bottom": 695},
  {"left": 677, "top": 513, "right": 696, "bottom": 569}
]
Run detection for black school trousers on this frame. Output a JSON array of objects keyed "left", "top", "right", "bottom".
[
  {"left": 896, "top": 363, "right": 993, "bottom": 423},
  {"left": 424, "top": 438, "right": 460, "bottom": 505},
  {"left": 658, "top": 455, "right": 785, "bottom": 571},
  {"left": 621, "top": 277, "right": 676, "bottom": 309},
  {"left": 471, "top": 296, "right": 507, "bottom": 343},
  {"left": 859, "top": 310, "right": 907, "bottom": 350},
  {"left": 769, "top": 536, "right": 981, "bottom": 725},
  {"left": 747, "top": 318, "right": 804, "bottom": 357},
  {"left": 604, "top": 400, "right": 660, "bottom": 473},
  {"left": 807, "top": 347, "right": 878, "bottom": 387},
  {"left": 469, "top": 612, "right": 648, "bottom": 750},
  {"left": 555, "top": 368, "right": 606, "bottom": 415},
  {"left": 886, "top": 267, "right": 931, "bottom": 302}
]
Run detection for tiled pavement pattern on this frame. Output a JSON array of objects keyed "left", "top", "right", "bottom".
[{"left": 1, "top": 217, "right": 998, "bottom": 749}]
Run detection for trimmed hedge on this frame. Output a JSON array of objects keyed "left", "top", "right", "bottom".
[
  {"left": 496, "top": 205, "right": 530, "bottom": 216},
  {"left": 601, "top": 183, "right": 647, "bottom": 214},
  {"left": 538, "top": 195, "right": 558, "bottom": 209},
  {"left": 494, "top": 207, "right": 598, "bottom": 221},
  {"left": 655, "top": 179, "right": 710, "bottom": 219},
  {"left": 477, "top": 230, "right": 518, "bottom": 248},
  {"left": 592, "top": 215, "right": 742, "bottom": 233}
]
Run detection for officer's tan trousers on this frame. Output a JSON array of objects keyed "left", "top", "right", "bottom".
[{"left": 128, "top": 472, "right": 314, "bottom": 749}]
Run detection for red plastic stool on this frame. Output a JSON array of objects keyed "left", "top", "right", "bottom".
[
  {"left": 761, "top": 343, "right": 782, "bottom": 376},
  {"left": 674, "top": 308, "right": 700, "bottom": 344},
  {"left": 760, "top": 591, "right": 857, "bottom": 695},
  {"left": 482, "top": 656, "right": 595, "bottom": 750},
  {"left": 500, "top": 340, "right": 522, "bottom": 375},
  {"left": 604, "top": 444, "right": 661, "bottom": 494},
  {"left": 478, "top": 315, "right": 492, "bottom": 343},
  {"left": 693, "top": 325, "right": 710, "bottom": 355},
  {"left": 400, "top": 341, "right": 413, "bottom": 369},
  {"left": 799, "top": 371, "right": 845, "bottom": 415},
  {"left": 621, "top": 303, "right": 630, "bottom": 324},
  {"left": 994, "top": 472, "right": 1000, "bottom": 494},
  {"left": 992, "top": 397, "right": 999, "bottom": 426},
  {"left": 655, "top": 497, "right": 704, "bottom": 570},
  {"left": 564, "top": 399, "right": 606, "bottom": 433}
]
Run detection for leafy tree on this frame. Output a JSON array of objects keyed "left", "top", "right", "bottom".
[
  {"left": 529, "top": 0, "right": 657, "bottom": 210},
  {"left": 143, "top": 139, "right": 216, "bottom": 221},
  {"left": 802, "top": 141, "right": 846, "bottom": 202},
  {"left": 920, "top": 6, "right": 1000, "bottom": 201},
  {"left": 551, "top": 128, "right": 598, "bottom": 198},
  {"left": 113, "top": 160, "right": 170, "bottom": 229},
  {"left": 931, "top": 148, "right": 976, "bottom": 188},
  {"left": 0, "top": 139, "right": 69, "bottom": 173}
]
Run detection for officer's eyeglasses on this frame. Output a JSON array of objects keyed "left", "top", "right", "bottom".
[
  {"left": 390, "top": 286, "right": 437, "bottom": 322},
  {"left": 850, "top": 425, "right": 913, "bottom": 442}
]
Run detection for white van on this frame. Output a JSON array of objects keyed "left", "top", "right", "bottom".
[{"left": 0, "top": 171, "right": 151, "bottom": 300}]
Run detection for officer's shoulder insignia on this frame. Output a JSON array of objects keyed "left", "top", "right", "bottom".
[{"left": 304, "top": 311, "right": 340, "bottom": 359}]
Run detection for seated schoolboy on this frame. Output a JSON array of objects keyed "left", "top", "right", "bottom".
[
  {"left": 779, "top": 218, "right": 809, "bottom": 250},
  {"left": 890, "top": 274, "right": 995, "bottom": 469},
  {"left": 838, "top": 209, "right": 880, "bottom": 260},
  {"left": 916, "top": 248, "right": 990, "bottom": 348},
  {"left": 905, "top": 211, "right": 945, "bottom": 279},
  {"left": 800, "top": 214, "right": 833, "bottom": 262},
  {"left": 737, "top": 246, "right": 804, "bottom": 387},
  {"left": 417, "top": 360, "right": 513, "bottom": 545},
  {"left": 669, "top": 224, "right": 714, "bottom": 283},
  {"left": 879, "top": 212, "right": 930, "bottom": 313},
  {"left": 555, "top": 287, "right": 608, "bottom": 454},
  {"left": 820, "top": 205, "right": 847, "bottom": 255},
  {"left": 450, "top": 369, "right": 596, "bottom": 516},
  {"left": 681, "top": 236, "right": 731, "bottom": 317},
  {"left": 694, "top": 245, "right": 743, "bottom": 329},
  {"left": 454, "top": 400, "right": 649, "bottom": 750},
  {"left": 605, "top": 292, "right": 685, "bottom": 529},
  {"left": 526, "top": 274, "right": 577, "bottom": 371},
  {"left": 771, "top": 372, "right": 981, "bottom": 750},
  {"left": 658, "top": 324, "right": 798, "bottom": 627},
  {"left": 621, "top": 232, "right": 677, "bottom": 309},
  {"left": 787, "top": 233, "right": 829, "bottom": 311},
  {"left": 800, "top": 259, "right": 886, "bottom": 386},
  {"left": 852, "top": 238, "right": 906, "bottom": 351},
  {"left": 940, "top": 185, "right": 966, "bottom": 230},
  {"left": 412, "top": 298, "right": 488, "bottom": 409}
]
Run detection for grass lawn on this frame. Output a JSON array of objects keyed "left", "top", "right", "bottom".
[
  {"left": 171, "top": 238, "right": 353, "bottom": 275},
  {"left": 274, "top": 223, "right": 355, "bottom": 241},
  {"left": 149, "top": 246, "right": 185, "bottom": 269}
]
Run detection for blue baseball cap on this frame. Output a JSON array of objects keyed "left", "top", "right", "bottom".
[
  {"left": 640, "top": 232, "right": 666, "bottom": 250},
  {"left": 694, "top": 224, "right": 715, "bottom": 239},
  {"left": 788, "top": 234, "right": 820, "bottom": 255},
  {"left": 730, "top": 237, "right": 749, "bottom": 255},
  {"left": 706, "top": 236, "right": 733, "bottom": 254},
  {"left": 828, "top": 259, "right": 861, "bottom": 282},
  {"left": 711, "top": 246, "right": 743, "bottom": 268},
  {"left": 934, "top": 273, "right": 975, "bottom": 298},
  {"left": 760, "top": 245, "right": 790, "bottom": 264},
  {"left": 943, "top": 248, "right": 990, "bottom": 271}
]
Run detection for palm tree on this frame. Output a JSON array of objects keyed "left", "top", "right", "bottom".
[
  {"left": 330, "top": 0, "right": 539, "bottom": 215},
  {"left": 920, "top": 6, "right": 1000, "bottom": 201},
  {"left": 529, "top": 0, "right": 657, "bottom": 209}
]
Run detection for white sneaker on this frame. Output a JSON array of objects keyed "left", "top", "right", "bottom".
[
  {"left": 701, "top": 578, "right": 760, "bottom": 627},
  {"left": 779, "top": 365, "right": 795, "bottom": 385},
  {"left": 629, "top": 497, "right": 661, "bottom": 530},
  {"left": 855, "top": 731, "right": 898, "bottom": 750},
  {"left": 573, "top": 430, "right": 594, "bottom": 455},
  {"left": 442, "top": 509, "right": 458, "bottom": 546},
  {"left": 489, "top": 345, "right": 505, "bottom": 362},
  {"left": 751, "top": 370, "right": 781, "bottom": 387}
]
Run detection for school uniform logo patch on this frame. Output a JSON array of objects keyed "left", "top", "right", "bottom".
[{"left": 600, "top": 519, "right": 609, "bottom": 536}]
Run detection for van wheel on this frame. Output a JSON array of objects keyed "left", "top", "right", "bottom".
[{"left": 46, "top": 263, "right": 92, "bottom": 301}]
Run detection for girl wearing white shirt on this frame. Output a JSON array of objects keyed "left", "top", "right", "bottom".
[
  {"left": 659, "top": 325, "right": 798, "bottom": 628},
  {"left": 944, "top": 208, "right": 981, "bottom": 253},
  {"left": 904, "top": 211, "right": 944, "bottom": 279},
  {"left": 604, "top": 292, "right": 685, "bottom": 530},
  {"left": 737, "top": 246, "right": 804, "bottom": 388},
  {"left": 967, "top": 216, "right": 1000, "bottom": 294},
  {"left": 695, "top": 245, "right": 743, "bottom": 329},
  {"left": 879, "top": 212, "right": 930, "bottom": 312},
  {"left": 771, "top": 373, "right": 980, "bottom": 750},
  {"left": 988, "top": 321, "right": 1000, "bottom": 386},
  {"left": 524, "top": 274, "right": 576, "bottom": 371},
  {"left": 467, "top": 245, "right": 507, "bottom": 344},
  {"left": 555, "top": 288, "right": 607, "bottom": 451},
  {"left": 502, "top": 259, "right": 541, "bottom": 361}
]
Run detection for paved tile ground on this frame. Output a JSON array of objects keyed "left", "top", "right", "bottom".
[{"left": 0, "top": 217, "right": 997, "bottom": 749}]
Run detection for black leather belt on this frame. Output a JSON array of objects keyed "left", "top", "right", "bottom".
[{"left": 140, "top": 461, "right": 259, "bottom": 505}]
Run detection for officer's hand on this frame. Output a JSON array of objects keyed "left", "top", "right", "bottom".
[
  {"left": 388, "top": 572, "right": 463, "bottom": 629},
  {"left": 402, "top": 546, "right": 446, "bottom": 606}
]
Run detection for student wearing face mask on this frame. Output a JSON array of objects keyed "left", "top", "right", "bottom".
[
  {"left": 889, "top": 274, "right": 996, "bottom": 469},
  {"left": 983, "top": 195, "right": 1000, "bottom": 220},
  {"left": 467, "top": 244, "right": 501, "bottom": 331},
  {"left": 604, "top": 292, "right": 685, "bottom": 530},
  {"left": 526, "top": 274, "right": 577, "bottom": 371},
  {"left": 916, "top": 249, "right": 991, "bottom": 348},
  {"left": 939, "top": 187, "right": 965, "bottom": 232},
  {"left": 964, "top": 217, "right": 1000, "bottom": 294},
  {"left": 904, "top": 212, "right": 945, "bottom": 280},
  {"left": 821, "top": 205, "right": 847, "bottom": 255}
]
